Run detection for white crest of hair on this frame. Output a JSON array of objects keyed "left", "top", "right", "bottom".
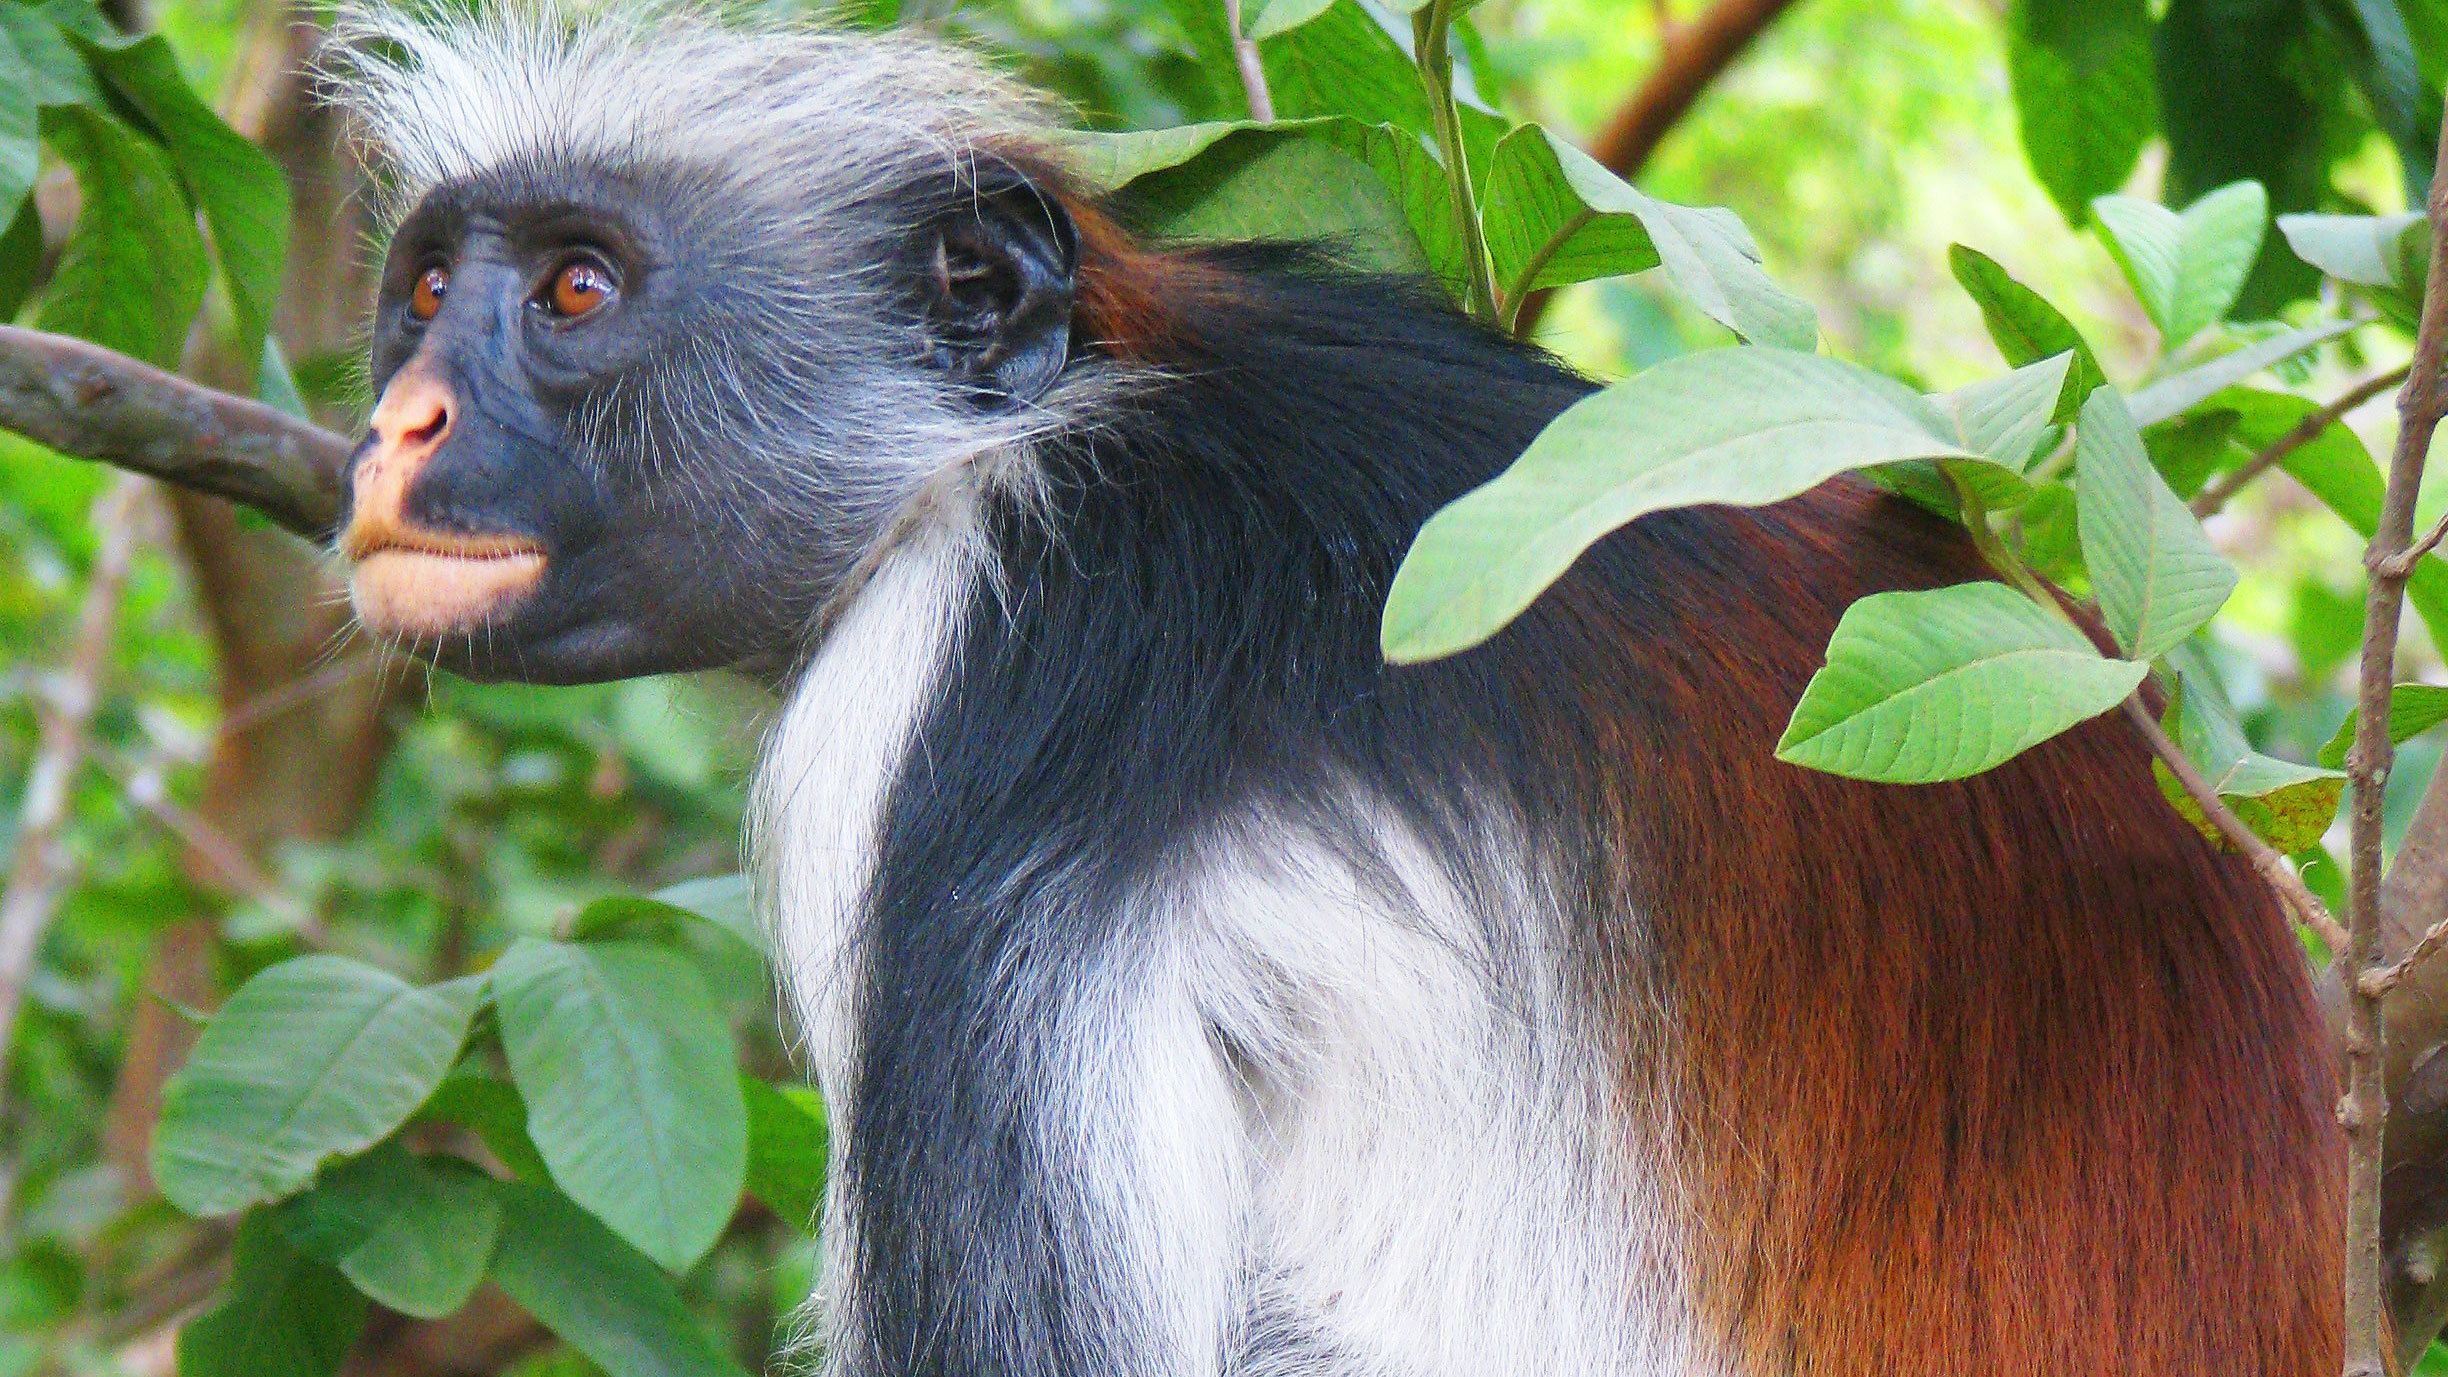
[{"left": 324, "top": 0, "right": 1055, "bottom": 224}]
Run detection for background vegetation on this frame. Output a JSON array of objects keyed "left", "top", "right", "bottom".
[{"left": 8, "top": 0, "right": 2448, "bottom": 1372}]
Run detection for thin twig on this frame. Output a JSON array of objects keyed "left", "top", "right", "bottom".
[
  {"left": 2190, "top": 364, "right": 2411, "bottom": 519},
  {"left": 1220, "top": 0, "right": 1275, "bottom": 122},
  {"left": 2342, "top": 113, "right": 2448, "bottom": 1377},
  {"left": 2366, "top": 912, "right": 2448, "bottom": 1000},
  {"left": 0, "top": 323, "right": 349, "bottom": 538},
  {"left": 0, "top": 475, "right": 147, "bottom": 1110},
  {"left": 2118, "top": 696, "right": 2351, "bottom": 953},
  {"left": 2384, "top": 507, "right": 2448, "bottom": 579}
]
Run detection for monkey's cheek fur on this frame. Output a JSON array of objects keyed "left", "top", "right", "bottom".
[{"left": 349, "top": 549, "right": 548, "bottom": 641}]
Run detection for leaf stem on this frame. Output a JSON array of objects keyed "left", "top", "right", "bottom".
[
  {"left": 1412, "top": 0, "right": 1498, "bottom": 323},
  {"left": 1220, "top": 0, "right": 1275, "bottom": 122}
]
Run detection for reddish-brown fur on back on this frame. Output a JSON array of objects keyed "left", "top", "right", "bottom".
[{"left": 1563, "top": 481, "right": 2342, "bottom": 1374}]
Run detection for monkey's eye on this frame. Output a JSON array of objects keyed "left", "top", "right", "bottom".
[
  {"left": 542, "top": 257, "right": 617, "bottom": 320},
  {"left": 408, "top": 265, "right": 449, "bottom": 322}
]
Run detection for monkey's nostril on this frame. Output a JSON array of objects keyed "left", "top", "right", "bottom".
[{"left": 404, "top": 403, "right": 450, "bottom": 448}]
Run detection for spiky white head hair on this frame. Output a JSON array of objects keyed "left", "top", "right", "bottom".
[{"left": 326, "top": 0, "right": 1058, "bottom": 227}]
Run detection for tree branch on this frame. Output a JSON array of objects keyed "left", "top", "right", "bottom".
[
  {"left": 1510, "top": 0, "right": 1801, "bottom": 337},
  {"left": 2341, "top": 112, "right": 2448, "bottom": 1377},
  {"left": 2190, "top": 365, "right": 2411, "bottom": 520},
  {"left": 0, "top": 324, "right": 348, "bottom": 538}
]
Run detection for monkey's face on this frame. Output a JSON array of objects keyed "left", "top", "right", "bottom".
[{"left": 341, "top": 157, "right": 1079, "bottom": 685}]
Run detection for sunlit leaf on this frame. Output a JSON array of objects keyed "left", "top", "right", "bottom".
[
  {"left": 2075, "top": 387, "right": 2237, "bottom": 660},
  {"left": 1383, "top": 348, "right": 2004, "bottom": 663},
  {"left": 1777, "top": 582, "right": 2146, "bottom": 782},
  {"left": 2090, "top": 181, "right": 2266, "bottom": 348},
  {"left": 2005, "top": 0, "right": 2155, "bottom": 224},
  {"left": 2152, "top": 674, "right": 2344, "bottom": 853},
  {"left": 2319, "top": 683, "right": 2448, "bottom": 767},
  {"left": 1946, "top": 244, "right": 2107, "bottom": 422},
  {"left": 2125, "top": 317, "right": 2356, "bottom": 426}
]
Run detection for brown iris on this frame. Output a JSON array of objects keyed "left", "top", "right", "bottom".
[
  {"left": 546, "top": 258, "right": 615, "bottom": 318},
  {"left": 409, "top": 265, "right": 449, "bottom": 321}
]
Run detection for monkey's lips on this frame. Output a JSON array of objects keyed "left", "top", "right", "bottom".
[{"left": 344, "top": 526, "right": 548, "bottom": 641}]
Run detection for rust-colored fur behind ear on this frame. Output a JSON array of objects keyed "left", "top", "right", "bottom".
[
  {"left": 1556, "top": 482, "right": 2342, "bottom": 1374},
  {"left": 1067, "top": 199, "right": 1226, "bottom": 364}
]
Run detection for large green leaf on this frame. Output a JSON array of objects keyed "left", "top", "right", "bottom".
[
  {"left": 489, "top": 1182, "right": 752, "bottom": 1377},
  {"left": 1776, "top": 582, "right": 2147, "bottom": 783},
  {"left": 2319, "top": 683, "right": 2448, "bottom": 767},
  {"left": 1065, "top": 119, "right": 1437, "bottom": 279},
  {"left": 2152, "top": 674, "right": 2344, "bottom": 853},
  {"left": 0, "top": 6, "right": 98, "bottom": 108},
  {"left": 33, "top": 106, "right": 207, "bottom": 368},
  {"left": 1382, "top": 348, "right": 2010, "bottom": 663},
  {"left": 73, "top": 31, "right": 290, "bottom": 356},
  {"left": 1946, "top": 244, "right": 2107, "bottom": 422},
  {"left": 492, "top": 939, "right": 747, "bottom": 1274},
  {"left": 2075, "top": 387, "right": 2237, "bottom": 661},
  {"left": 741, "top": 1077, "right": 828, "bottom": 1232},
  {"left": 152, "top": 959, "right": 485, "bottom": 1218},
  {"left": 1242, "top": 0, "right": 1337, "bottom": 39},
  {"left": 2005, "top": 0, "right": 2157, "bottom": 224},
  {"left": 1929, "top": 352, "right": 2073, "bottom": 474},
  {"left": 176, "top": 1213, "right": 365, "bottom": 1377},
  {"left": 1478, "top": 125, "right": 1815, "bottom": 348},
  {"left": 1257, "top": 0, "right": 1432, "bottom": 133},
  {"left": 273, "top": 1145, "right": 502, "bottom": 1320},
  {"left": 2090, "top": 182, "right": 2267, "bottom": 349}
]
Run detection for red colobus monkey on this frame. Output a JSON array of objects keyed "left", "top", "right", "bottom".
[{"left": 328, "top": 7, "right": 2341, "bottom": 1373}]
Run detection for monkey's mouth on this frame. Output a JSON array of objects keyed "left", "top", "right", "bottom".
[{"left": 343, "top": 523, "right": 548, "bottom": 641}]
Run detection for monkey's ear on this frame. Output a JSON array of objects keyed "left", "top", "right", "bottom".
[{"left": 921, "top": 164, "right": 1078, "bottom": 405}]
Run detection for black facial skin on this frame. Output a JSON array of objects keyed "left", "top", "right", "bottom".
[{"left": 349, "top": 158, "right": 1078, "bottom": 685}]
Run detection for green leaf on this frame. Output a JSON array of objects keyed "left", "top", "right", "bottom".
[
  {"left": 649, "top": 872, "right": 766, "bottom": 954},
  {"left": 1479, "top": 125, "right": 1815, "bottom": 348},
  {"left": 2152, "top": 0, "right": 2327, "bottom": 312},
  {"left": 2075, "top": 387, "right": 2237, "bottom": 660},
  {"left": 741, "top": 1078, "right": 828, "bottom": 1231},
  {"left": 257, "top": 337, "right": 309, "bottom": 420},
  {"left": 2206, "top": 386, "right": 2448, "bottom": 653},
  {"left": 492, "top": 939, "right": 747, "bottom": 1274},
  {"left": 2005, "top": 0, "right": 2156, "bottom": 224},
  {"left": 414, "top": 1072, "right": 551, "bottom": 1183},
  {"left": 273, "top": 1145, "right": 502, "bottom": 1320},
  {"left": 0, "top": 195, "right": 41, "bottom": 321},
  {"left": 488, "top": 1181, "right": 752, "bottom": 1377},
  {"left": 1776, "top": 582, "right": 2147, "bottom": 783},
  {"left": 2124, "top": 317, "right": 2356, "bottom": 426},
  {"left": 0, "top": 6, "right": 98, "bottom": 108},
  {"left": 1257, "top": 0, "right": 1432, "bottom": 133},
  {"left": 2319, "top": 684, "right": 2448, "bottom": 768},
  {"left": 175, "top": 1213, "right": 365, "bottom": 1377},
  {"left": 2277, "top": 211, "right": 2428, "bottom": 290},
  {"left": 1065, "top": 119, "right": 1437, "bottom": 279},
  {"left": 1928, "top": 352, "right": 2072, "bottom": 474},
  {"left": 152, "top": 959, "right": 485, "bottom": 1218},
  {"left": 1945, "top": 244, "right": 2107, "bottom": 422},
  {"left": 1242, "top": 0, "right": 1337, "bottom": 39},
  {"left": 71, "top": 32, "right": 290, "bottom": 356},
  {"left": 0, "top": 28, "right": 39, "bottom": 223},
  {"left": 2153, "top": 674, "right": 2344, "bottom": 853},
  {"left": 2090, "top": 182, "right": 2267, "bottom": 349},
  {"left": 1382, "top": 348, "right": 1998, "bottom": 663},
  {"left": 33, "top": 106, "right": 207, "bottom": 368}
]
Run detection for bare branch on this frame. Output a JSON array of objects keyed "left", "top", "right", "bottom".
[
  {"left": 1511, "top": 0, "right": 1801, "bottom": 337},
  {"left": 2118, "top": 696, "right": 2349, "bottom": 952},
  {"left": 0, "top": 324, "right": 349, "bottom": 538},
  {"left": 2189, "top": 365, "right": 2410, "bottom": 520},
  {"left": 0, "top": 476, "right": 147, "bottom": 1107},
  {"left": 2341, "top": 113, "right": 2448, "bottom": 1377}
]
